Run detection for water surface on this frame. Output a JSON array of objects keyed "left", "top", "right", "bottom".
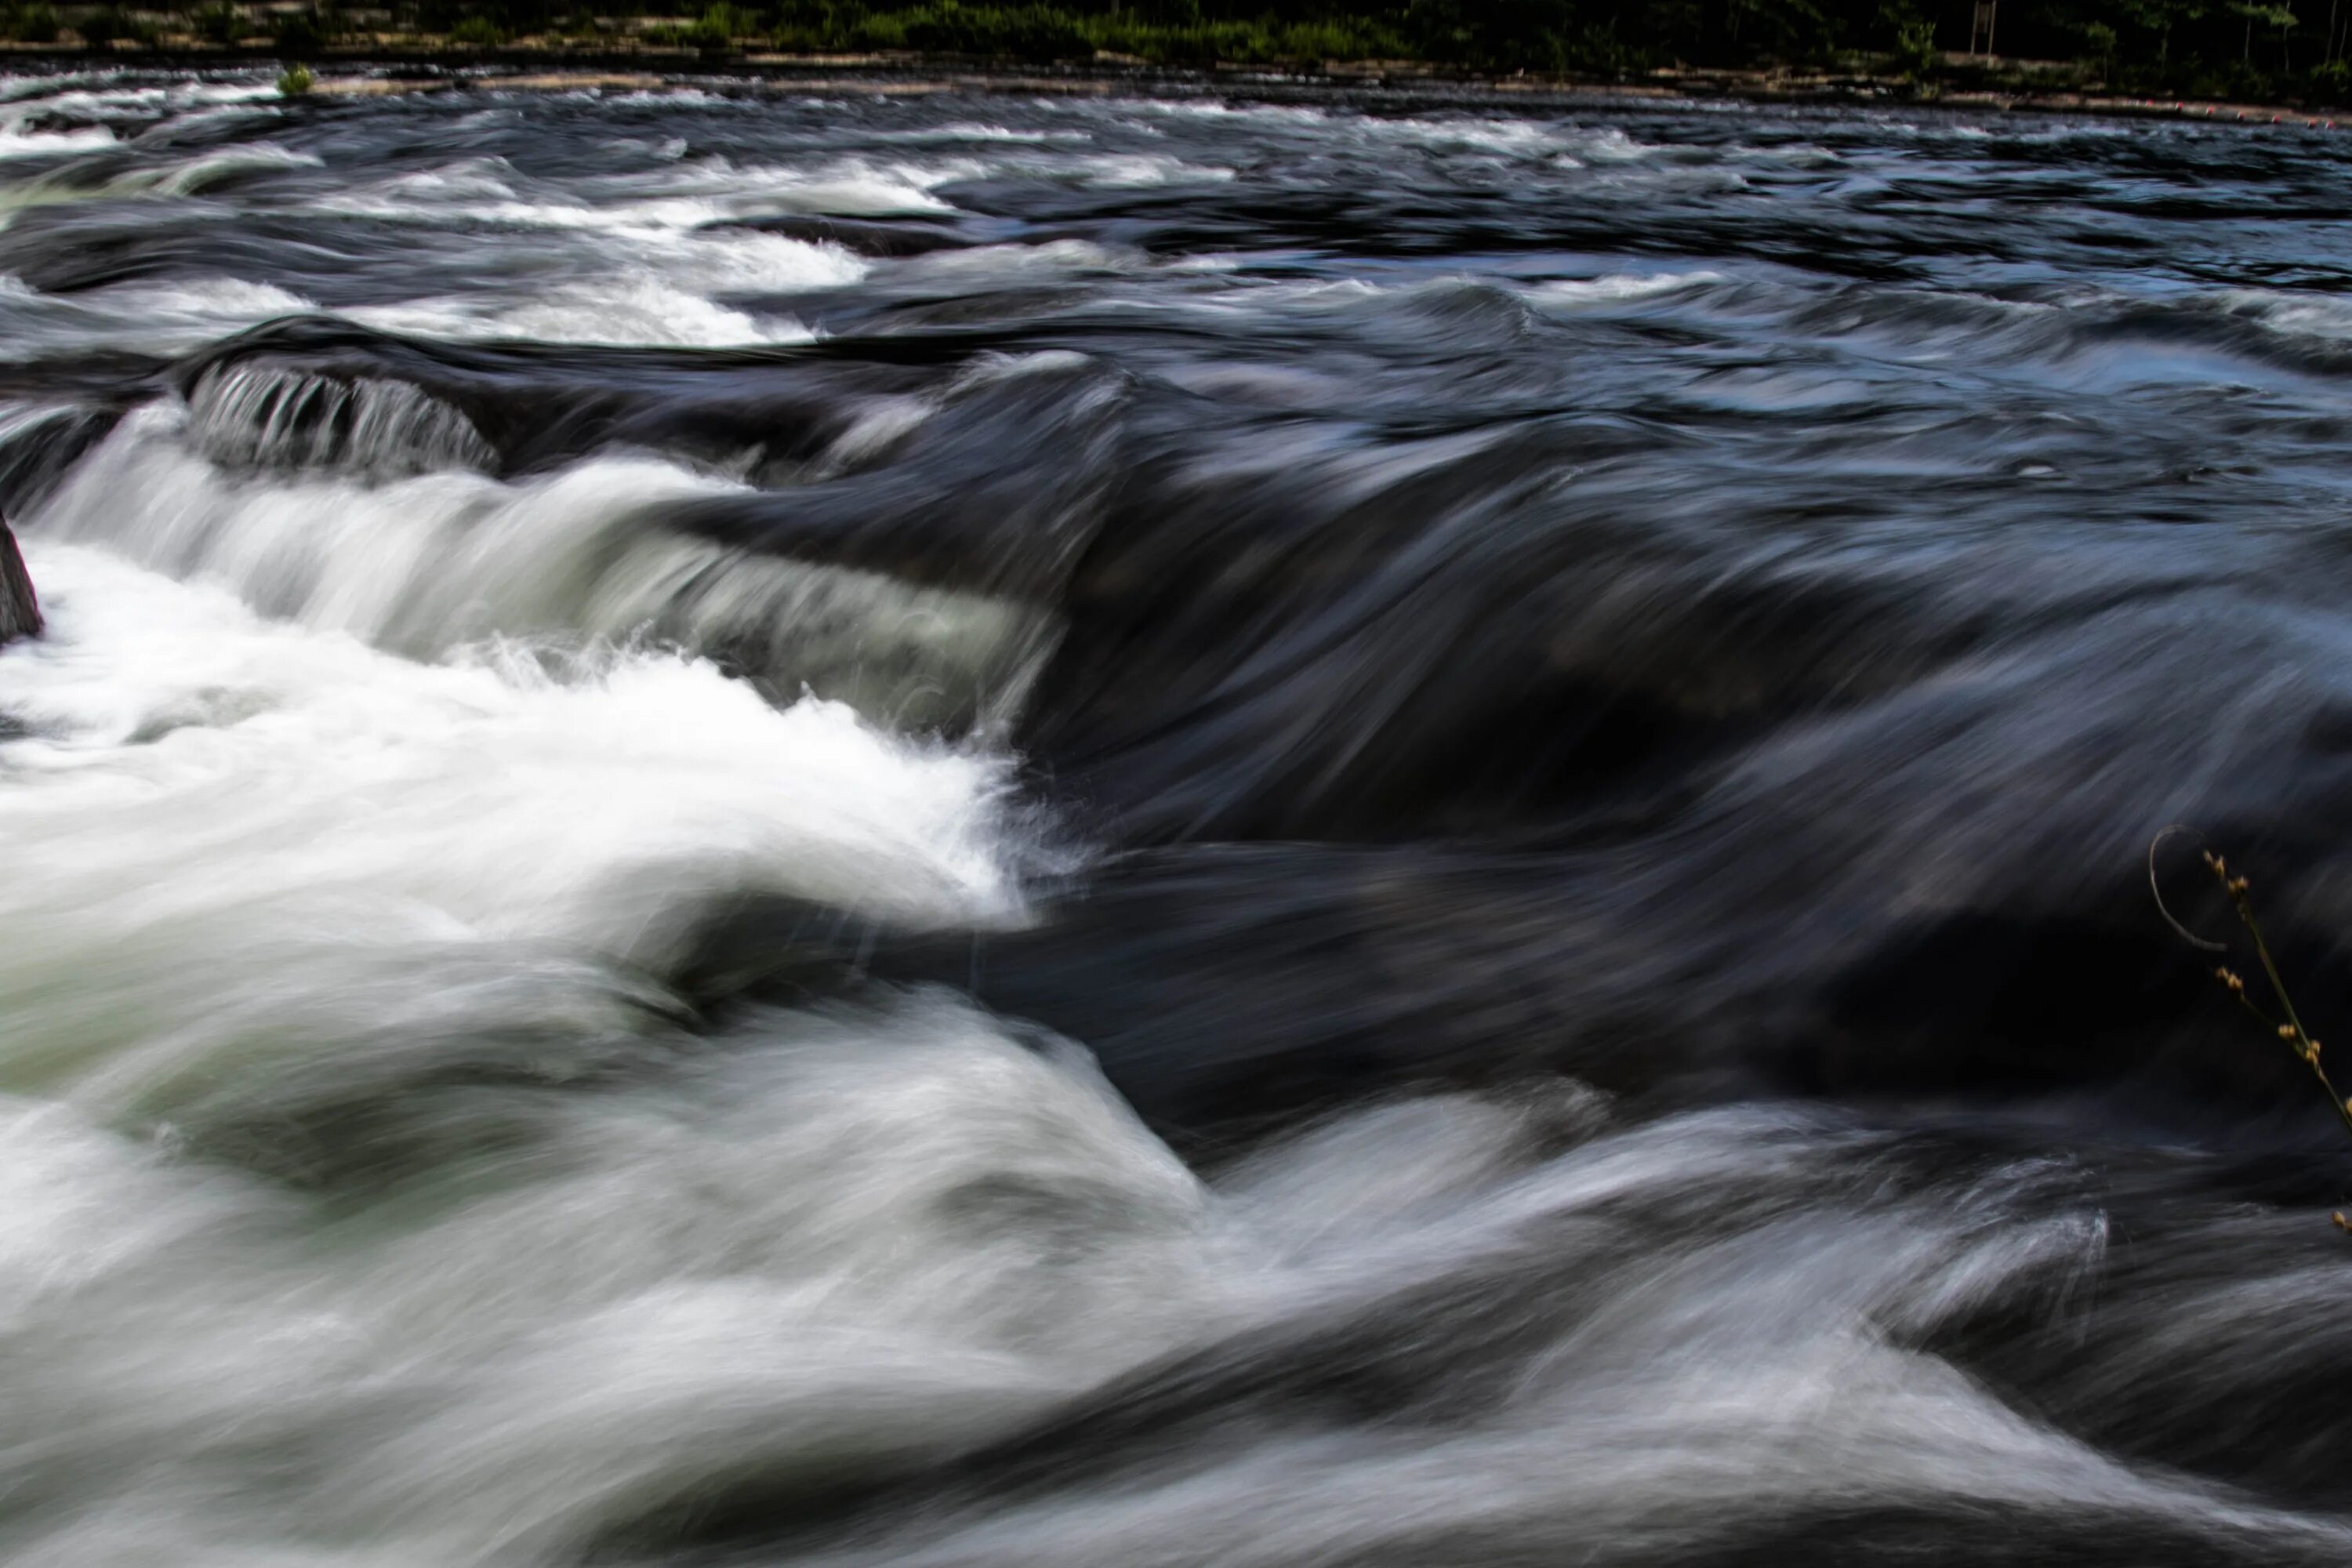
[{"left": 5, "top": 67, "right": 2352, "bottom": 1567}]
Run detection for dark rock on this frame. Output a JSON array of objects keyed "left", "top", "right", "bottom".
[
  {"left": 0, "top": 514, "right": 38, "bottom": 644},
  {"left": 0, "top": 406, "right": 127, "bottom": 517}
]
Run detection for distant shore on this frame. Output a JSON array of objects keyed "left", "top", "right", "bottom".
[{"left": 5, "top": 44, "right": 2347, "bottom": 131}]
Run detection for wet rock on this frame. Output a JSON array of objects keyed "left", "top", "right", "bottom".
[{"left": 0, "top": 515, "right": 38, "bottom": 644}]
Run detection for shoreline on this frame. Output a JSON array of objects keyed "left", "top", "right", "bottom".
[{"left": 4, "top": 45, "right": 2347, "bottom": 130}]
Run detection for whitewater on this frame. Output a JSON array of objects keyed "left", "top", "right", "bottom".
[{"left": 5, "top": 64, "right": 2352, "bottom": 1568}]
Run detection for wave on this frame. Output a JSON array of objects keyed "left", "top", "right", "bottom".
[
  {"left": 3, "top": 76, "right": 2352, "bottom": 1568},
  {"left": 0, "top": 272, "right": 318, "bottom": 357},
  {"left": 27, "top": 403, "right": 1057, "bottom": 735},
  {"left": 346, "top": 275, "right": 822, "bottom": 349},
  {"left": 0, "top": 540, "right": 1033, "bottom": 1130}
]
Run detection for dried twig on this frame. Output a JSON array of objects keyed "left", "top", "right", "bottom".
[{"left": 2154, "top": 829, "right": 2352, "bottom": 1229}]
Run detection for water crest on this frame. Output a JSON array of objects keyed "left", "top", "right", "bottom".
[{"left": 0, "top": 66, "right": 2350, "bottom": 1568}]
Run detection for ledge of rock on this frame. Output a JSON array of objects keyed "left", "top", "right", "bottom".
[{"left": 1, "top": 516, "right": 39, "bottom": 644}]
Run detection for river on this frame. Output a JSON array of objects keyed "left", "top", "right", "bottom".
[{"left": 3, "top": 65, "right": 2352, "bottom": 1567}]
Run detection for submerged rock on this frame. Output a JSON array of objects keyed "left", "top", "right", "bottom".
[{"left": 0, "top": 515, "right": 38, "bottom": 643}]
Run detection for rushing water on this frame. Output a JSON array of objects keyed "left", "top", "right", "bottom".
[{"left": 6, "top": 64, "right": 2352, "bottom": 1567}]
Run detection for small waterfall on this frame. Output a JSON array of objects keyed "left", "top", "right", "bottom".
[
  {"left": 28, "top": 405, "right": 1054, "bottom": 739},
  {"left": 185, "top": 363, "right": 496, "bottom": 478}
]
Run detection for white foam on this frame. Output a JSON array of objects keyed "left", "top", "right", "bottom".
[
  {"left": 0, "top": 121, "right": 115, "bottom": 159},
  {"left": 0, "top": 273, "right": 317, "bottom": 357},
  {"left": 0, "top": 75, "right": 278, "bottom": 171},
  {"left": 317, "top": 154, "right": 977, "bottom": 228},
  {"left": 107, "top": 141, "right": 321, "bottom": 198},
  {"left": 1377, "top": 115, "right": 1571, "bottom": 157},
  {"left": 0, "top": 985, "right": 1207, "bottom": 1564},
  {"left": 1071, "top": 153, "right": 1236, "bottom": 188},
  {"left": 1529, "top": 270, "right": 1728, "bottom": 307},
  {"left": 868, "top": 122, "right": 1094, "bottom": 146},
  {"left": 348, "top": 275, "right": 813, "bottom": 348},
  {"left": 305, "top": 164, "right": 869, "bottom": 347},
  {"left": 0, "top": 549, "right": 2343, "bottom": 1563},
  {"left": 1125, "top": 99, "right": 1331, "bottom": 128},
  {"left": 0, "top": 74, "right": 276, "bottom": 120},
  {"left": 898, "top": 238, "right": 1132, "bottom": 282},
  {"left": 108, "top": 274, "right": 315, "bottom": 318},
  {"left": 753, "top": 160, "right": 975, "bottom": 216},
  {"left": 337, "top": 226, "right": 861, "bottom": 347},
  {"left": 2214, "top": 288, "right": 2352, "bottom": 342},
  {"left": 0, "top": 526, "right": 1138, "bottom": 1568},
  {"left": 32, "top": 405, "right": 1051, "bottom": 733},
  {"left": 0, "top": 540, "right": 1033, "bottom": 1120}
]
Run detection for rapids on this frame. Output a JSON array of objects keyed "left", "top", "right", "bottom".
[{"left": 3, "top": 64, "right": 2352, "bottom": 1567}]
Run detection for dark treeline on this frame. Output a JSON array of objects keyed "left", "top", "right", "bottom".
[{"left": 16, "top": 0, "right": 2352, "bottom": 103}]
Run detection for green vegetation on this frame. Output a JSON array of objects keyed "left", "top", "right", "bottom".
[
  {"left": 78, "top": 2, "right": 156, "bottom": 42},
  {"left": 6, "top": 0, "right": 2352, "bottom": 106},
  {"left": 2, "top": 3, "right": 58, "bottom": 42},
  {"left": 270, "top": 5, "right": 323, "bottom": 51}
]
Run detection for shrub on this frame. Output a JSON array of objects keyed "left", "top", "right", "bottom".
[
  {"left": 700, "top": 0, "right": 760, "bottom": 37},
  {"left": 641, "top": 14, "right": 725, "bottom": 45},
  {"left": 82, "top": 4, "right": 158, "bottom": 44},
  {"left": 5, "top": 2, "right": 57, "bottom": 41},
  {"left": 191, "top": 2, "right": 241, "bottom": 42},
  {"left": 845, "top": 9, "right": 905, "bottom": 46},
  {"left": 449, "top": 12, "right": 504, "bottom": 41},
  {"left": 2077, "top": 19, "right": 2117, "bottom": 79},
  {"left": 271, "top": 5, "right": 324, "bottom": 53},
  {"left": 1406, "top": 0, "right": 1579, "bottom": 71},
  {"left": 1878, "top": 0, "right": 1938, "bottom": 77},
  {"left": 891, "top": 3, "right": 1090, "bottom": 61}
]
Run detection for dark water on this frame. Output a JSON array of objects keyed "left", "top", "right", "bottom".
[{"left": 5, "top": 65, "right": 2352, "bottom": 1566}]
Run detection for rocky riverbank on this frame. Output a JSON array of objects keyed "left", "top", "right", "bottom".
[{"left": 2, "top": 42, "right": 2349, "bottom": 128}]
